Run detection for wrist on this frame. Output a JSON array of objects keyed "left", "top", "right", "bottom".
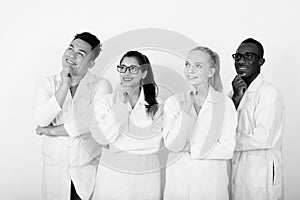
[
  {"left": 232, "top": 93, "right": 242, "bottom": 101},
  {"left": 60, "top": 82, "right": 70, "bottom": 89},
  {"left": 183, "top": 105, "right": 192, "bottom": 114}
]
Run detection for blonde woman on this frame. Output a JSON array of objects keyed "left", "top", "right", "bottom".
[{"left": 163, "top": 47, "right": 237, "bottom": 200}]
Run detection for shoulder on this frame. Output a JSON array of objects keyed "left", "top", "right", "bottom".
[
  {"left": 93, "top": 93, "right": 114, "bottom": 110},
  {"left": 97, "top": 77, "right": 111, "bottom": 85},
  {"left": 38, "top": 74, "right": 58, "bottom": 83},
  {"left": 35, "top": 74, "right": 59, "bottom": 90},
  {"left": 210, "top": 89, "right": 236, "bottom": 113},
  {"left": 93, "top": 76, "right": 113, "bottom": 95},
  {"left": 165, "top": 92, "right": 185, "bottom": 104},
  {"left": 258, "top": 81, "right": 283, "bottom": 102},
  {"left": 97, "top": 77, "right": 112, "bottom": 89},
  {"left": 164, "top": 93, "right": 184, "bottom": 113}
]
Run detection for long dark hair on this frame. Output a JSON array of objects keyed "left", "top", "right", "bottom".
[{"left": 120, "top": 51, "right": 159, "bottom": 117}]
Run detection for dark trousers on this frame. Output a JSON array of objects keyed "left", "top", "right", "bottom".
[{"left": 70, "top": 181, "right": 81, "bottom": 200}]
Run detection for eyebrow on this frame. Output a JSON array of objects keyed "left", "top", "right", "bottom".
[
  {"left": 193, "top": 62, "right": 205, "bottom": 65},
  {"left": 120, "top": 64, "right": 140, "bottom": 67},
  {"left": 69, "top": 44, "right": 88, "bottom": 54},
  {"left": 78, "top": 49, "right": 87, "bottom": 54}
]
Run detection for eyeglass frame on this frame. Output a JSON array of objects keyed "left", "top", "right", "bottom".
[
  {"left": 117, "top": 64, "right": 142, "bottom": 74},
  {"left": 232, "top": 52, "right": 262, "bottom": 61}
]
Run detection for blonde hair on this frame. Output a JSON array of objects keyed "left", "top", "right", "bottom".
[{"left": 190, "top": 46, "right": 223, "bottom": 92}]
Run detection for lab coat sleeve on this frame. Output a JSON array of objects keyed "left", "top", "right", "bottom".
[
  {"left": 90, "top": 91, "right": 129, "bottom": 145},
  {"left": 235, "top": 88, "right": 284, "bottom": 151},
  {"left": 102, "top": 103, "right": 164, "bottom": 154},
  {"left": 203, "top": 98, "right": 237, "bottom": 159},
  {"left": 63, "top": 111, "right": 77, "bottom": 137},
  {"left": 33, "top": 77, "right": 62, "bottom": 126},
  {"left": 163, "top": 96, "right": 196, "bottom": 152},
  {"left": 65, "top": 78, "right": 113, "bottom": 138}
]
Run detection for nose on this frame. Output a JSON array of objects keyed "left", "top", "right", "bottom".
[
  {"left": 237, "top": 56, "right": 246, "bottom": 64},
  {"left": 186, "top": 65, "right": 194, "bottom": 73},
  {"left": 124, "top": 68, "right": 131, "bottom": 76},
  {"left": 69, "top": 52, "right": 75, "bottom": 59}
]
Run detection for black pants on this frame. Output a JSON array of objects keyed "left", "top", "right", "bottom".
[{"left": 70, "top": 181, "right": 81, "bottom": 200}]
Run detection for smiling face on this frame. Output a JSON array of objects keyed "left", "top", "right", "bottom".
[
  {"left": 234, "top": 43, "right": 264, "bottom": 79},
  {"left": 119, "top": 56, "right": 147, "bottom": 88},
  {"left": 62, "top": 38, "right": 94, "bottom": 77},
  {"left": 184, "top": 49, "right": 215, "bottom": 88}
]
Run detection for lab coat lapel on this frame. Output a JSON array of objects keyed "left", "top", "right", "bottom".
[
  {"left": 237, "top": 74, "right": 264, "bottom": 111},
  {"left": 199, "top": 89, "right": 225, "bottom": 158},
  {"left": 237, "top": 93, "right": 247, "bottom": 111},
  {"left": 128, "top": 88, "right": 159, "bottom": 138},
  {"left": 189, "top": 88, "right": 213, "bottom": 157},
  {"left": 188, "top": 88, "right": 226, "bottom": 159},
  {"left": 72, "top": 72, "right": 97, "bottom": 102}
]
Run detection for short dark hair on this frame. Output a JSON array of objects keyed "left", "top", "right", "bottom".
[
  {"left": 241, "top": 38, "right": 264, "bottom": 57},
  {"left": 73, "top": 32, "right": 101, "bottom": 59}
]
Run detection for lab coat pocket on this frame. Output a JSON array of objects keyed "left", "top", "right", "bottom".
[
  {"left": 239, "top": 154, "right": 268, "bottom": 190},
  {"left": 42, "top": 136, "right": 66, "bottom": 165},
  {"left": 269, "top": 159, "right": 283, "bottom": 199},
  {"left": 271, "top": 161, "right": 275, "bottom": 185}
]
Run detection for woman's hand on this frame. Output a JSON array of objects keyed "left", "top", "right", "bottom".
[
  {"left": 183, "top": 90, "right": 195, "bottom": 114},
  {"left": 118, "top": 82, "right": 140, "bottom": 104},
  {"left": 118, "top": 85, "right": 132, "bottom": 104}
]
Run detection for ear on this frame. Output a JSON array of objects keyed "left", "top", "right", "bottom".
[
  {"left": 258, "top": 58, "right": 265, "bottom": 67},
  {"left": 142, "top": 70, "right": 147, "bottom": 79},
  {"left": 208, "top": 67, "right": 216, "bottom": 78},
  {"left": 88, "top": 60, "right": 95, "bottom": 69}
]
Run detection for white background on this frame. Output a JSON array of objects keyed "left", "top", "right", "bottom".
[{"left": 0, "top": 0, "right": 299, "bottom": 199}]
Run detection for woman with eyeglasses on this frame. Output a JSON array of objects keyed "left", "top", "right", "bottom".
[
  {"left": 163, "top": 46, "right": 237, "bottom": 200},
  {"left": 90, "top": 51, "right": 163, "bottom": 200}
]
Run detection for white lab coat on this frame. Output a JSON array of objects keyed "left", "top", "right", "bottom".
[
  {"left": 90, "top": 87, "right": 164, "bottom": 200},
  {"left": 229, "top": 74, "right": 285, "bottom": 200},
  {"left": 33, "top": 72, "right": 112, "bottom": 200},
  {"left": 163, "top": 87, "right": 237, "bottom": 200}
]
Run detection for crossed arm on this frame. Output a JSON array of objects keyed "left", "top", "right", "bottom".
[{"left": 35, "top": 124, "right": 69, "bottom": 137}]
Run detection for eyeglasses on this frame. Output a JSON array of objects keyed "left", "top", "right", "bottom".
[
  {"left": 232, "top": 52, "right": 261, "bottom": 61},
  {"left": 117, "top": 65, "right": 141, "bottom": 74}
]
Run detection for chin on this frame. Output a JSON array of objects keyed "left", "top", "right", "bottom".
[
  {"left": 122, "top": 81, "right": 135, "bottom": 87},
  {"left": 187, "top": 78, "right": 201, "bottom": 85}
]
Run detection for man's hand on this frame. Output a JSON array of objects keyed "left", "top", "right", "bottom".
[
  {"left": 60, "top": 67, "right": 72, "bottom": 87},
  {"left": 232, "top": 75, "right": 247, "bottom": 108},
  {"left": 55, "top": 67, "right": 72, "bottom": 107},
  {"left": 35, "top": 124, "right": 69, "bottom": 137},
  {"left": 35, "top": 125, "right": 53, "bottom": 136}
]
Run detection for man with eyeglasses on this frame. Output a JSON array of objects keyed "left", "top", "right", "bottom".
[
  {"left": 33, "top": 32, "right": 112, "bottom": 200},
  {"left": 229, "top": 38, "right": 284, "bottom": 200}
]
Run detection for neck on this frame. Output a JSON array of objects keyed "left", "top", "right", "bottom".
[
  {"left": 129, "top": 86, "right": 141, "bottom": 108},
  {"left": 242, "top": 72, "right": 260, "bottom": 87},
  {"left": 193, "top": 83, "right": 209, "bottom": 98},
  {"left": 70, "top": 75, "right": 85, "bottom": 86}
]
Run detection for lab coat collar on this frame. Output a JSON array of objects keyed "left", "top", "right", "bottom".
[
  {"left": 246, "top": 74, "right": 264, "bottom": 92},
  {"left": 129, "top": 87, "right": 148, "bottom": 110},
  {"left": 236, "top": 74, "right": 263, "bottom": 110},
  {"left": 54, "top": 71, "right": 97, "bottom": 85},
  {"left": 54, "top": 71, "right": 98, "bottom": 100},
  {"left": 177, "top": 86, "right": 219, "bottom": 104},
  {"left": 175, "top": 86, "right": 222, "bottom": 118}
]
